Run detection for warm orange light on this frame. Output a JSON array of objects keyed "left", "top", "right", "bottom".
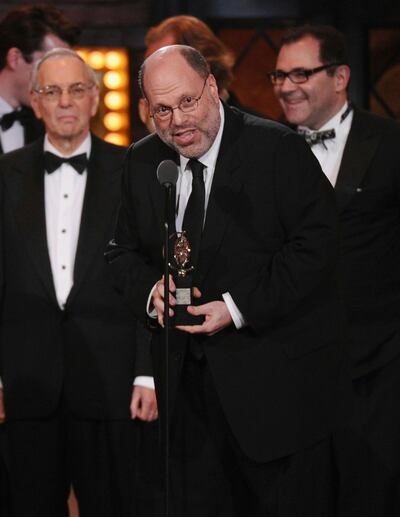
[
  {"left": 104, "top": 133, "right": 130, "bottom": 146},
  {"left": 87, "top": 51, "right": 105, "bottom": 70},
  {"left": 105, "top": 51, "right": 128, "bottom": 70},
  {"left": 103, "top": 112, "right": 129, "bottom": 131},
  {"left": 104, "top": 91, "right": 129, "bottom": 110},
  {"left": 103, "top": 71, "right": 128, "bottom": 89},
  {"left": 76, "top": 49, "right": 88, "bottom": 62}
]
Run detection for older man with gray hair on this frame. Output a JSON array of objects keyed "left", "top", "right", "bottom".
[{"left": 0, "top": 48, "right": 157, "bottom": 517}]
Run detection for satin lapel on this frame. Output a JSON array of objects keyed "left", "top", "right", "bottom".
[
  {"left": 67, "top": 137, "right": 120, "bottom": 305},
  {"left": 196, "top": 106, "right": 243, "bottom": 284},
  {"left": 335, "top": 110, "right": 381, "bottom": 212},
  {"left": 5, "top": 140, "right": 56, "bottom": 301}
]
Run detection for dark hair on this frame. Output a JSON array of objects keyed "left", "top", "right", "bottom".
[
  {"left": 139, "top": 45, "right": 210, "bottom": 98},
  {"left": 145, "top": 15, "right": 234, "bottom": 91},
  {"left": 0, "top": 4, "right": 80, "bottom": 70},
  {"left": 280, "top": 25, "right": 349, "bottom": 76}
]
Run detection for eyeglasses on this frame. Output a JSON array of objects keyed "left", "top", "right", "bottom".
[
  {"left": 150, "top": 78, "right": 208, "bottom": 122},
  {"left": 33, "top": 82, "right": 95, "bottom": 102},
  {"left": 268, "top": 63, "right": 341, "bottom": 85}
]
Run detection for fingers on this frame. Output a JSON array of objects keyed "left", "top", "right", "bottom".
[
  {"left": 131, "top": 387, "right": 158, "bottom": 422},
  {"left": 152, "top": 275, "right": 177, "bottom": 327},
  {"left": 192, "top": 287, "right": 202, "bottom": 298}
]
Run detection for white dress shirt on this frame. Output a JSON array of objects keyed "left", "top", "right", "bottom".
[
  {"left": 148, "top": 102, "right": 246, "bottom": 329},
  {"left": 44, "top": 135, "right": 89, "bottom": 308},
  {"left": 298, "top": 101, "right": 353, "bottom": 186},
  {"left": 0, "top": 96, "right": 24, "bottom": 153}
]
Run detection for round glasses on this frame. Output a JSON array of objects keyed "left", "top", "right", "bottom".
[
  {"left": 33, "top": 82, "right": 95, "bottom": 102},
  {"left": 150, "top": 78, "right": 208, "bottom": 122}
]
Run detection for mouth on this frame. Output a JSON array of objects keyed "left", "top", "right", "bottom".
[
  {"left": 173, "top": 128, "right": 197, "bottom": 146},
  {"left": 281, "top": 95, "right": 306, "bottom": 107}
]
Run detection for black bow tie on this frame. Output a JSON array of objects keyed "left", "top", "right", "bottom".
[
  {"left": 44, "top": 151, "right": 88, "bottom": 174},
  {"left": 298, "top": 128, "right": 336, "bottom": 148},
  {"left": 0, "top": 107, "right": 31, "bottom": 131}
]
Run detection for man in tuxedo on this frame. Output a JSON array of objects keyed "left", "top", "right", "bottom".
[
  {"left": 272, "top": 25, "right": 400, "bottom": 515},
  {"left": 0, "top": 48, "right": 157, "bottom": 517},
  {"left": 107, "top": 44, "right": 349, "bottom": 516},
  {"left": 0, "top": 4, "right": 79, "bottom": 155}
]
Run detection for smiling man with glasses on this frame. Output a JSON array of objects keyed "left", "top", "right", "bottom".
[{"left": 272, "top": 25, "right": 400, "bottom": 517}]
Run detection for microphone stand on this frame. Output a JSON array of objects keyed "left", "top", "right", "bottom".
[{"left": 163, "top": 183, "right": 173, "bottom": 517}]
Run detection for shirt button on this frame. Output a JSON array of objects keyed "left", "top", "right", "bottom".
[
  {"left": 64, "top": 194, "right": 69, "bottom": 199},
  {"left": 61, "top": 229, "right": 66, "bottom": 233},
  {"left": 61, "top": 265, "right": 66, "bottom": 270}
]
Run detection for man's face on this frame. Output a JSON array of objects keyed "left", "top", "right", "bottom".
[
  {"left": 144, "top": 50, "right": 221, "bottom": 159},
  {"left": 274, "top": 36, "right": 345, "bottom": 129},
  {"left": 30, "top": 55, "right": 99, "bottom": 151},
  {"left": 16, "top": 33, "right": 70, "bottom": 106}
]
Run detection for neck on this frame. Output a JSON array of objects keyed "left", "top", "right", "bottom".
[
  {"left": 311, "top": 97, "right": 348, "bottom": 130},
  {"left": 0, "top": 70, "right": 22, "bottom": 108},
  {"left": 47, "top": 131, "right": 89, "bottom": 156}
]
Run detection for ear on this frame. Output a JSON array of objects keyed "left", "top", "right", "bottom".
[
  {"left": 334, "top": 64, "right": 351, "bottom": 93},
  {"left": 90, "top": 85, "right": 100, "bottom": 117},
  {"left": 207, "top": 74, "right": 220, "bottom": 103},
  {"left": 138, "top": 97, "right": 149, "bottom": 125},
  {"left": 5, "top": 47, "right": 24, "bottom": 71},
  {"left": 30, "top": 92, "right": 43, "bottom": 120}
]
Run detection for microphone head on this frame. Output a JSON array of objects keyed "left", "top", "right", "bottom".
[{"left": 157, "top": 159, "right": 179, "bottom": 187}]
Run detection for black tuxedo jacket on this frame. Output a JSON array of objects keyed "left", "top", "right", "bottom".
[
  {"left": 108, "top": 104, "right": 350, "bottom": 462},
  {"left": 0, "top": 135, "right": 150, "bottom": 420},
  {"left": 0, "top": 106, "right": 44, "bottom": 155},
  {"left": 335, "top": 108, "right": 400, "bottom": 378}
]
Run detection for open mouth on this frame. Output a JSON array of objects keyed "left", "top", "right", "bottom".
[{"left": 173, "top": 128, "right": 196, "bottom": 145}]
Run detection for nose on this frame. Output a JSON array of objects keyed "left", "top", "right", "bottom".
[
  {"left": 58, "top": 88, "right": 73, "bottom": 107},
  {"left": 278, "top": 76, "right": 297, "bottom": 94},
  {"left": 170, "top": 107, "right": 188, "bottom": 126}
]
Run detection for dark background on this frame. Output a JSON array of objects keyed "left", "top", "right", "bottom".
[{"left": 2, "top": 0, "right": 399, "bottom": 140}]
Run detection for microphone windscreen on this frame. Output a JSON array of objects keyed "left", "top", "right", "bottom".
[{"left": 157, "top": 159, "right": 179, "bottom": 187}]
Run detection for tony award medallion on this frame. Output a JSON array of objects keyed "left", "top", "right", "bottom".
[{"left": 169, "top": 232, "right": 204, "bottom": 325}]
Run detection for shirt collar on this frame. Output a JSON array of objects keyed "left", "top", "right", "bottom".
[
  {"left": 298, "top": 101, "right": 350, "bottom": 134},
  {"left": 179, "top": 101, "right": 225, "bottom": 172},
  {"left": 44, "top": 133, "right": 92, "bottom": 158},
  {"left": 0, "top": 96, "right": 19, "bottom": 116}
]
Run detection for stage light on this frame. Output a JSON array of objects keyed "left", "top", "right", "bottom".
[
  {"left": 104, "top": 91, "right": 129, "bottom": 110},
  {"left": 103, "top": 71, "right": 128, "bottom": 89},
  {"left": 104, "top": 133, "right": 130, "bottom": 146},
  {"left": 87, "top": 51, "right": 105, "bottom": 70},
  {"left": 105, "top": 51, "right": 128, "bottom": 70},
  {"left": 104, "top": 112, "right": 129, "bottom": 131}
]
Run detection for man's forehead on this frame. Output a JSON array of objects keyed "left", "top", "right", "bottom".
[
  {"left": 38, "top": 57, "right": 87, "bottom": 83},
  {"left": 278, "top": 36, "right": 322, "bottom": 66}
]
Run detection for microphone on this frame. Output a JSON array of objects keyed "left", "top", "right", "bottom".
[{"left": 157, "top": 160, "right": 178, "bottom": 188}]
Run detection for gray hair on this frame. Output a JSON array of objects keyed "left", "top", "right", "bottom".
[{"left": 30, "top": 47, "right": 98, "bottom": 91}]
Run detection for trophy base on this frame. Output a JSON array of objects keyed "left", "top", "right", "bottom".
[{"left": 173, "top": 304, "right": 205, "bottom": 326}]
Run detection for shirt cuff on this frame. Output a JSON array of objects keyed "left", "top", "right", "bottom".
[
  {"left": 146, "top": 282, "right": 158, "bottom": 318},
  {"left": 222, "top": 292, "right": 246, "bottom": 329},
  {"left": 134, "top": 376, "right": 155, "bottom": 390}
]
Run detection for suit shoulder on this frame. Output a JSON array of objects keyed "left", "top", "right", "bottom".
[
  {"left": 353, "top": 108, "right": 400, "bottom": 135},
  {"left": 0, "top": 140, "right": 41, "bottom": 170},
  {"left": 91, "top": 134, "right": 127, "bottom": 161},
  {"left": 229, "top": 105, "right": 296, "bottom": 141}
]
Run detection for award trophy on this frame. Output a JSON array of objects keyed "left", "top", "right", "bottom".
[{"left": 169, "top": 231, "right": 204, "bottom": 325}]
